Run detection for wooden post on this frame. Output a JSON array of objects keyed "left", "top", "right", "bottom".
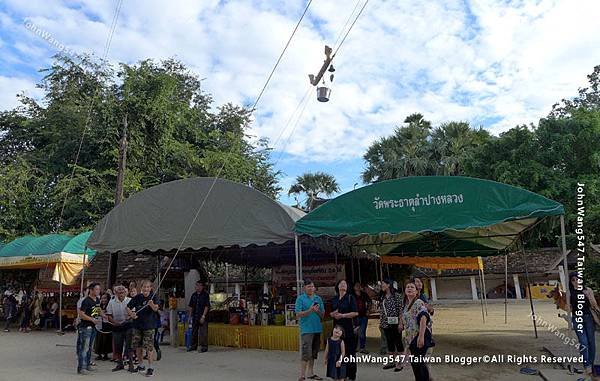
[{"left": 107, "top": 114, "right": 128, "bottom": 290}]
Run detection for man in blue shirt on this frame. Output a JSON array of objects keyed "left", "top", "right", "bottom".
[{"left": 295, "top": 279, "right": 324, "bottom": 381}]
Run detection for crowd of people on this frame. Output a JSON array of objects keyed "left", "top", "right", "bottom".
[
  {"left": 295, "top": 276, "right": 435, "bottom": 381},
  {"left": 2, "top": 289, "right": 60, "bottom": 332},
  {"left": 75, "top": 280, "right": 169, "bottom": 377}
]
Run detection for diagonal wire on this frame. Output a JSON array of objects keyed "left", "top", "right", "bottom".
[
  {"left": 333, "top": 0, "right": 370, "bottom": 57},
  {"left": 138, "top": 1, "right": 316, "bottom": 308},
  {"left": 251, "top": 0, "right": 313, "bottom": 111},
  {"left": 56, "top": 0, "right": 124, "bottom": 231}
]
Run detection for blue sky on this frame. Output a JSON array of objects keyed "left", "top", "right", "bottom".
[{"left": 1, "top": 0, "right": 600, "bottom": 206}]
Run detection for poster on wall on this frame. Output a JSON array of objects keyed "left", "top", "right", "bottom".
[
  {"left": 285, "top": 304, "right": 298, "bottom": 326},
  {"left": 272, "top": 264, "right": 346, "bottom": 287}
]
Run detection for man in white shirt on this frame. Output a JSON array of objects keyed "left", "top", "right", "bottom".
[{"left": 106, "top": 285, "right": 131, "bottom": 371}]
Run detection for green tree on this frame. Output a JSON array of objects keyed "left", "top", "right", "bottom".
[
  {"left": 362, "top": 114, "right": 488, "bottom": 182},
  {"left": 0, "top": 55, "right": 281, "bottom": 240},
  {"left": 288, "top": 172, "right": 340, "bottom": 211}
]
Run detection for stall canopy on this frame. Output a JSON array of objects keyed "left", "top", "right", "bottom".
[
  {"left": 87, "top": 177, "right": 307, "bottom": 265},
  {"left": 0, "top": 231, "right": 95, "bottom": 284},
  {"left": 295, "top": 176, "right": 565, "bottom": 256}
]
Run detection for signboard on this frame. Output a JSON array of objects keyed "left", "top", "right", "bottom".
[
  {"left": 285, "top": 304, "right": 298, "bottom": 326},
  {"left": 272, "top": 264, "right": 345, "bottom": 287}
]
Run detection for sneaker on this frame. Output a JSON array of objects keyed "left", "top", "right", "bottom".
[
  {"left": 3, "top": 329, "right": 9, "bottom": 332},
  {"left": 128, "top": 364, "right": 137, "bottom": 373},
  {"left": 145, "top": 368, "right": 154, "bottom": 377},
  {"left": 135, "top": 365, "right": 146, "bottom": 373},
  {"left": 359, "top": 349, "right": 369, "bottom": 354},
  {"left": 85, "top": 367, "right": 96, "bottom": 372},
  {"left": 383, "top": 363, "right": 395, "bottom": 370},
  {"left": 112, "top": 363, "right": 125, "bottom": 372},
  {"left": 200, "top": 348, "right": 207, "bottom": 353},
  {"left": 77, "top": 368, "right": 86, "bottom": 375}
]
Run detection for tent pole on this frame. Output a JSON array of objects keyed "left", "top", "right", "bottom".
[
  {"left": 81, "top": 250, "right": 87, "bottom": 297},
  {"left": 294, "top": 235, "right": 300, "bottom": 293},
  {"left": 335, "top": 251, "right": 338, "bottom": 281},
  {"left": 481, "top": 261, "right": 488, "bottom": 316},
  {"left": 358, "top": 258, "right": 362, "bottom": 285},
  {"left": 294, "top": 234, "right": 301, "bottom": 354},
  {"left": 560, "top": 215, "right": 576, "bottom": 364},
  {"left": 520, "top": 237, "right": 538, "bottom": 338},
  {"left": 478, "top": 270, "right": 485, "bottom": 324},
  {"left": 59, "top": 260, "right": 63, "bottom": 333},
  {"left": 504, "top": 253, "right": 508, "bottom": 324},
  {"left": 299, "top": 240, "right": 303, "bottom": 285}
]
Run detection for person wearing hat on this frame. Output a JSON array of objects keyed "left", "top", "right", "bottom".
[{"left": 3, "top": 290, "right": 18, "bottom": 332}]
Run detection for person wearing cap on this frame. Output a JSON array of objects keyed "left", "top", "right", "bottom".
[{"left": 295, "top": 279, "right": 325, "bottom": 381}]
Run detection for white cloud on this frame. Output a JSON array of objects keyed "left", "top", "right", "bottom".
[
  {"left": 0, "top": 76, "right": 43, "bottom": 111},
  {"left": 1, "top": 0, "right": 599, "bottom": 162}
]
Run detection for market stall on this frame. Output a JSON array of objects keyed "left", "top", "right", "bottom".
[
  {"left": 295, "top": 176, "right": 568, "bottom": 337},
  {"left": 0, "top": 231, "right": 95, "bottom": 329},
  {"left": 87, "top": 177, "right": 352, "bottom": 351}
]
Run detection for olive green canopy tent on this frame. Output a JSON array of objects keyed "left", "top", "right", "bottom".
[{"left": 294, "top": 176, "right": 570, "bottom": 335}]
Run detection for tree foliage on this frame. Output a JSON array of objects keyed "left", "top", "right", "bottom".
[
  {"left": 0, "top": 55, "right": 281, "bottom": 241},
  {"left": 288, "top": 171, "right": 340, "bottom": 211},
  {"left": 362, "top": 66, "right": 600, "bottom": 245}
]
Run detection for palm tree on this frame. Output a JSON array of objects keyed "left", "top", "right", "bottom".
[
  {"left": 288, "top": 172, "right": 340, "bottom": 211},
  {"left": 362, "top": 114, "right": 434, "bottom": 183},
  {"left": 431, "top": 122, "right": 491, "bottom": 175}
]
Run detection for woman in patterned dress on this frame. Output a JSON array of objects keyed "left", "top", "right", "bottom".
[
  {"left": 379, "top": 278, "right": 404, "bottom": 371},
  {"left": 401, "top": 281, "right": 433, "bottom": 381}
]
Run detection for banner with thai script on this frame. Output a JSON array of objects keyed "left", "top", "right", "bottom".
[{"left": 272, "top": 264, "right": 345, "bottom": 287}]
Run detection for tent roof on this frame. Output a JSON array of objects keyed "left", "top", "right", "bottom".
[
  {"left": 0, "top": 233, "right": 95, "bottom": 258},
  {"left": 0, "top": 232, "right": 95, "bottom": 270},
  {"left": 87, "top": 177, "right": 306, "bottom": 254},
  {"left": 295, "top": 176, "right": 564, "bottom": 256}
]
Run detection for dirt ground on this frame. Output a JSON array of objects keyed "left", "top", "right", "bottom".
[{"left": 0, "top": 300, "right": 590, "bottom": 381}]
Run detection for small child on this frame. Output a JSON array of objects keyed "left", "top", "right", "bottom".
[{"left": 324, "top": 325, "right": 346, "bottom": 381}]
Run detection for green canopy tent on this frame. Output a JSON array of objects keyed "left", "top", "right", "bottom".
[
  {"left": 0, "top": 232, "right": 95, "bottom": 331},
  {"left": 294, "top": 176, "right": 569, "bottom": 336}
]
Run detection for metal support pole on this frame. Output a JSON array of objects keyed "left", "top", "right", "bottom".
[
  {"left": 560, "top": 215, "right": 577, "bottom": 370},
  {"left": 294, "top": 235, "right": 301, "bottom": 354},
  {"left": 294, "top": 235, "right": 300, "bottom": 293},
  {"left": 299, "top": 241, "right": 303, "bottom": 284},
  {"left": 335, "top": 251, "right": 338, "bottom": 281},
  {"left": 59, "top": 260, "right": 63, "bottom": 332},
  {"left": 358, "top": 259, "right": 362, "bottom": 285},
  {"left": 504, "top": 254, "right": 508, "bottom": 324},
  {"left": 478, "top": 270, "right": 485, "bottom": 324},
  {"left": 520, "top": 237, "right": 538, "bottom": 338},
  {"left": 80, "top": 251, "right": 87, "bottom": 297},
  {"left": 481, "top": 265, "right": 489, "bottom": 316}
]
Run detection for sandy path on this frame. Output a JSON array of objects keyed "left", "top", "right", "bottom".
[{"left": 0, "top": 300, "right": 581, "bottom": 381}]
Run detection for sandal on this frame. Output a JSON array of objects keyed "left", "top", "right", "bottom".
[{"left": 307, "top": 376, "right": 323, "bottom": 380}]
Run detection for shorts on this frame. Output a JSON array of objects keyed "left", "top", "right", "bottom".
[
  {"left": 301, "top": 333, "right": 320, "bottom": 361},
  {"left": 132, "top": 328, "right": 155, "bottom": 352}
]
